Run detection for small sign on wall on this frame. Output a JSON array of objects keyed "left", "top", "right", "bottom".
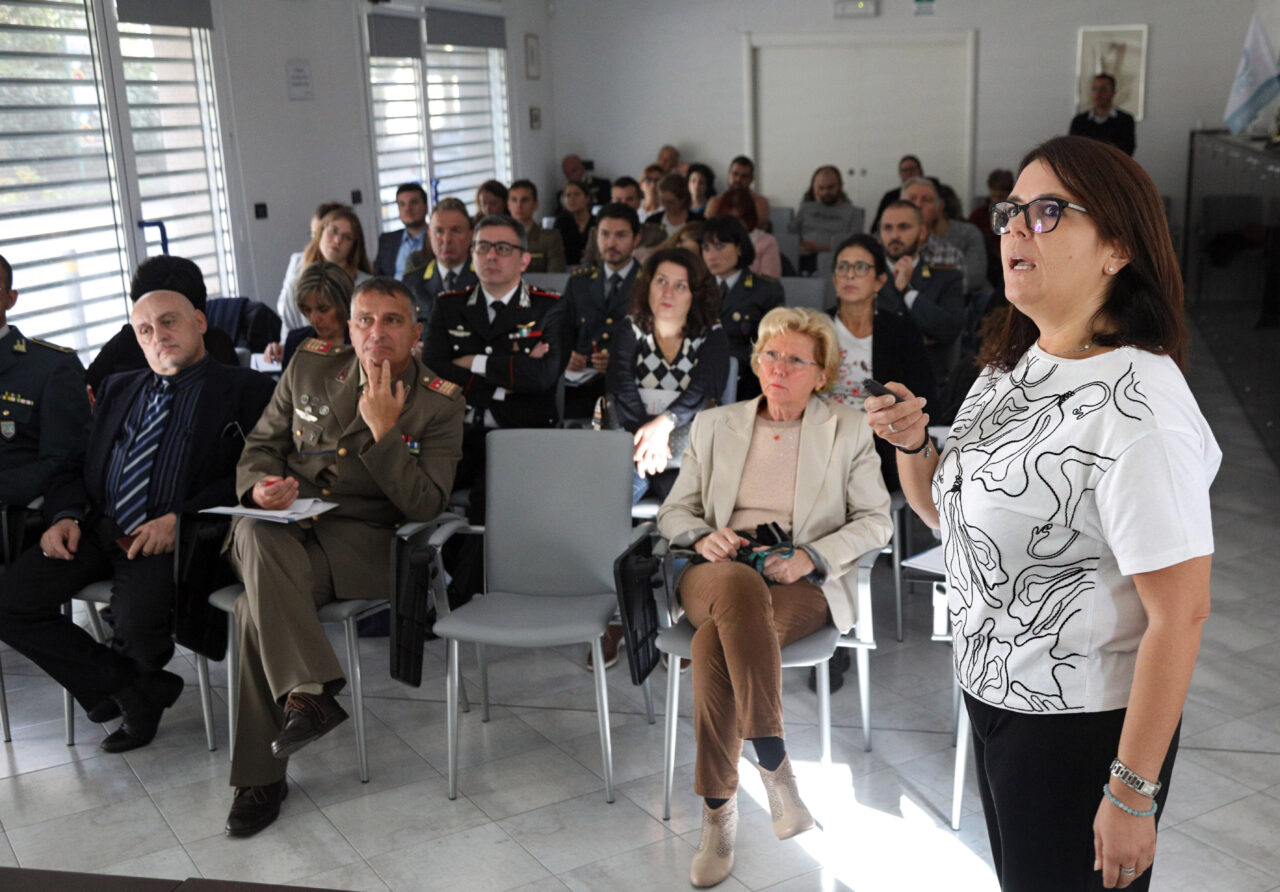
[
  {"left": 286, "top": 59, "right": 313, "bottom": 101},
  {"left": 530, "top": 106, "right": 542, "bottom": 130},
  {"left": 914, "top": 0, "right": 935, "bottom": 14}
]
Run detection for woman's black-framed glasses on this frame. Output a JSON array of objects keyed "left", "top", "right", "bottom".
[{"left": 989, "top": 198, "right": 1088, "bottom": 235}]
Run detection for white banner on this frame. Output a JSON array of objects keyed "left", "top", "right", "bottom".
[{"left": 1225, "top": 13, "right": 1280, "bottom": 134}]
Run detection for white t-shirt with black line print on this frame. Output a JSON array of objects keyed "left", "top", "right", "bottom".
[{"left": 935, "top": 344, "right": 1220, "bottom": 714}]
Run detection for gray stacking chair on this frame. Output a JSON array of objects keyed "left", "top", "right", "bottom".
[{"left": 430, "top": 429, "right": 636, "bottom": 802}]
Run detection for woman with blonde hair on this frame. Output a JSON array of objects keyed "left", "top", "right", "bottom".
[
  {"left": 277, "top": 208, "right": 371, "bottom": 336},
  {"left": 658, "top": 306, "right": 892, "bottom": 887}
]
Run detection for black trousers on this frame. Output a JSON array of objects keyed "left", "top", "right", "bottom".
[
  {"left": 0, "top": 515, "right": 175, "bottom": 710},
  {"left": 964, "top": 693, "right": 1180, "bottom": 892}
]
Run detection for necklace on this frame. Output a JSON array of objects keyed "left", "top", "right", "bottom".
[{"left": 1039, "top": 338, "right": 1095, "bottom": 355}]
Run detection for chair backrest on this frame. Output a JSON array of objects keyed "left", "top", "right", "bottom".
[
  {"left": 722, "top": 355, "right": 739, "bottom": 404},
  {"left": 204, "top": 297, "right": 247, "bottom": 342},
  {"left": 780, "top": 277, "right": 828, "bottom": 311},
  {"left": 523, "top": 272, "right": 569, "bottom": 294},
  {"left": 485, "top": 429, "right": 634, "bottom": 596},
  {"left": 769, "top": 205, "right": 794, "bottom": 234}
]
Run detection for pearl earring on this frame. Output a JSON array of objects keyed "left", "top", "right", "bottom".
[{"left": 1107, "top": 266, "right": 1115, "bottom": 273}]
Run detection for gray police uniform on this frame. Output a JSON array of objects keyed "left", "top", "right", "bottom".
[
  {"left": 0, "top": 326, "right": 90, "bottom": 509},
  {"left": 227, "top": 339, "right": 464, "bottom": 785}
]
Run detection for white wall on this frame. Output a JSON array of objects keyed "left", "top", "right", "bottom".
[
  {"left": 210, "top": 0, "right": 378, "bottom": 304},
  {"left": 546, "top": 0, "right": 1255, "bottom": 217}
]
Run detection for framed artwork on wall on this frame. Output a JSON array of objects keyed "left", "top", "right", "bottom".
[
  {"left": 525, "top": 33, "right": 540, "bottom": 80},
  {"left": 1076, "top": 25, "right": 1148, "bottom": 121}
]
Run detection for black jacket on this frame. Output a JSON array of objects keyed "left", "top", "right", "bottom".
[
  {"left": 44, "top": 360, "right": 275, "bottom": 525},
  {"left": 562, "top": 262, "right": 639, "bottom": 355},
  {"left": 403, "top": 257, "right": 479, "bottom": 329},
  {"left": 422, "top": 281, "right": 567, "bottom": 429},
  {"left": 605, "top": 318, "right": 730, "bottom": 433}
]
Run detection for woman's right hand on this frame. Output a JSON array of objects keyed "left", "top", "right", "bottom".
[
  {"left": 865, "top": 382, "right": 930, "bottom": 451},
  {"left": 263, "top": 342, "right": 283, "bottom": 364},
  {"left": 694, "top": 527, "right": 750, "bottom": 563}
]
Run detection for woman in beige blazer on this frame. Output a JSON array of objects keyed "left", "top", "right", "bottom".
[{"left": 657, "top": 307, "right": 892, "bottom": 887}]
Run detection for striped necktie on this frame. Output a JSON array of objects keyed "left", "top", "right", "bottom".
[
  {"left": 444, "top": 270, "right": 457, "bottom": 292},
  {"left": 113, "top": 379, "right": 173, "bottom": 535}
]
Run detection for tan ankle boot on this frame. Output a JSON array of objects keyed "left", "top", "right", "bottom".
[
  {"left": 690, "top": 795, "right": 738, "bottom": 887},
  {"left": 757, "top": 754, "right": 814, "bottom": 839}
]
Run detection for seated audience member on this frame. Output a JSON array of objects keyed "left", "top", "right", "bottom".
[
  {"left": 687, "top": 163, "right": 717, "bottom": 217},
  {"left": 508, "top": 179, "right": 567, "bottom": 273},
  {"left": 0, "top": 253, "right": 90, "bottom": 511},
  {"left": 474, "top": 179, "right": 509, "bottom": 222},
  {"left": 373, "top": 182, "right": 429, "bottom": 279},
  {"left": 1069, "top": 73, "right": 1136, "bottom": 156},
  {"left": 877, "top": 200, "right": 964, "bottom": 393},
  {"left": 706, "top": 155, "right": 771, "bottom": 228},
  {"left": 606, "top": 246, "right": 728, "bottom": 504},
  {"left": 663, "top": 221, "right": 706, "bottom": 254},
  {"left": 968, "top": 168, "right": 1014, "bottom": 304},
  {"left": 559, "top": 154, "right": 611, "bottom": 208},
  {"left": 274, "top": 201, "right": 349, "bottom": 330},
  {"left": 563, "top": 203, "right": 644, "bottom": 420},
  {"left": 423, "top": 214, "right": 566, "bottom": 522},
  {"left": 656, "top": 305, "right": 892, "bottom": 888},
  {"left": 657, "top": 144, "right": 681, "bottom": 174},
  {"left": 403, "top": 197, "right": 477, "bottom": 327},
  {"left": 554, "top": 180, "right": 598, "bottom": 267},
  {"left": 86, "top": 255, "right": 240, "bottom": 393},
  {"left": 223, "top": 277, "right": 463, "bottom": 837},
  {"left": 701, "top": 216, "right": 784, "bottom": 400},
  {"left": 827, "top": 234, "right": 935, "bottom": 491},
  {"left": 716, "top": 186, "right": 782, "bottom": 278},
  {"left": 640, "top": 164, "right": 666, "bottom": 221},
  {"left": 0, "top": 289, "right": 274, "bottom": 754},
  {"left": 650, "top": 172, "right": 700, "bottom": 235},
  {"left": 871, "top": 154, "right": 924, "bottom": 234},
  {"left": 262, "top": 263, "right": 353, "bottom": 368},
  {"left": 277, "top": 207, "right": 372, "bottom": 336},
  {"left": 903, "top": 177, "right": 985, "bottom": 294},
  {"left": 612, "top": 176, "right": 643, "bottom": 212},
  {"left": 580, "top": 181, "right": 667, "bottom": 267},
  {"left": 792, "top": 165, "right": 865, "bottom": 273}
]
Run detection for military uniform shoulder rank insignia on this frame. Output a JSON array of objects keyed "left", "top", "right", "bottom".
[
  {"left": 425, "top": 376, "right": 461, "bottom": 398},
  {"left": 402, "top": 434, "right": 422, "bottom": 455},
  {"left": 755, "top": 273, "right": 779, "bottom": 285},
  {"left": 570, "top": 265, "right": 595, "bottom": 278},
  {"left": 2, "top": 391, "right": 34, "bottom": 406},
  {"left": 528, "top": 286, "right": 561, "bottom": 299},
  {"left": 27, "top": 336, "right": 74, "bottom": 353},
  {"left": 300, "top": 338, "right": 337, "bottom": 354}
]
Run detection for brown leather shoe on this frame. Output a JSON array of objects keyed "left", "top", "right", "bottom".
[
  {"left": 225, "top": 779, "right": 288, "bottom": 838},
  {"left": 586, "top": 623, "right": 625, "bottom": 671},
  {"left": 269, "top": 691, "right": 348, "bottom": 760}
]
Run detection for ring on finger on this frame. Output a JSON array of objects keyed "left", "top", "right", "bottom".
[
  {"left": 888, "top": 423, "right": 898, "bottom": 433},
  {"left": 1119, "top": 867, "right": 1137, "bottom": 876}
]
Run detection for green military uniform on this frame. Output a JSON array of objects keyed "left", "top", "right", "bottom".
[
  {"left": 227, "top": 339, "right": 464, "bottom": 785},
  {"left": 0, "top": 326, "right": 90, "bottom": 509},
  {"left": 523, "top": 221, "right": 567, "bottom": 273}
]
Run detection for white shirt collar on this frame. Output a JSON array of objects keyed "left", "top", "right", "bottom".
[
  {"left": 604, "top": 258, "right": 635, "bottom": 281},
  {"left": 481, "top": 284, "right": 520, "bottom": 307},
  {"left": 0, "top": 325, "right": 9, "bottom": 342},
  {"left": 1089, "top": 107, "right": 1118, "bottom": 124},
  {"left": 717, "top": 270, "right": 743, "bottom": 291}
]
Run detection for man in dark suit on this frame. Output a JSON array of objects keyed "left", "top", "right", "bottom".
[
  {"left": 561, "top": 202, "right": 642, "bottom": 419},
  {"left": 557, "top": 154, "right": 611, "bottom": 210},
  {"left": 0, "top": 254, "right": 91, "bottom": 514},
  {"left": 0, "top": 289, "right": 274, "bottom": 753},
  {"left": 876, "top": 200, "right": 964, "bottom": 393},
  {"left": 402, "top": 197, "right": 477, "bottom": 329},
  {"left": 1069, "top": 73, "right": 1136, "bottom": 156},
  {"left": 85, "top": 255, "right": 240, "bottom": 393},
  {"left": 423, "top": 213, "right": 566, "bottom": 521},
  {"left": 373, "top": 182, "right": 429, "bottom": 279}
]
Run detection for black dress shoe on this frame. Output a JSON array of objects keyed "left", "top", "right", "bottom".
[
  {"left": 225, "top": 779, "right": 288, "bottom": 838},
  {"left": 86, "top": 698, "right": 121, "bottom": 724},
  {"left": 270, "top": 691, "right": 348, "bottom": 760},
  {"left": 100, "top": 669, "right": 184, "bottom": 753},
  {"left": 807, "top": 662, "right": 845, "bottom": 695}
]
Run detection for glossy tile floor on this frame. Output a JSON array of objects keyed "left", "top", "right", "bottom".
[{"left": 2, "top": 331, "right": 1279, "bottom": 891}]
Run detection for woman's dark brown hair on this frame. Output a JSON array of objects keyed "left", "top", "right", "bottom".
[
  {"left": 978, "top": 135, "right": 1187, "bottom": 371},
  {"left": 715, "top": 186, "right": 759, "bottom": 231},
  {"left": 630, "top": 247, "right": 719, "bottom": 338}
]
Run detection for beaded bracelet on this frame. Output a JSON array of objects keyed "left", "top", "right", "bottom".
[{"left": 1102, "top": 785, "right": 1158, "bottom": 818}]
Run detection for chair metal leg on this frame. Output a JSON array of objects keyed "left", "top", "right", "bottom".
[
  {"left": 815, "top": 660, "right": 831, "bottom": 764},
  {"left": 0, "top": 657, "right": 10, "bottom": 742},
  {"left": 196, "top": 654, "right": 216, "bottom": 752},
  {"left": 952, "top": 673, "right": 962, "bottom": 747},
  {"left": 476, "top": 642, "right": 489, "bottom": 723},
  {"left": 590, "top": 637, "right": 614, "bottom": 803},
  {"left": 343, "top": 617, "right": 369, "bottom": 783},
  {"left": 662, "top": 652, "right": 681, "bottom": 820},
  {"left": 226, "top": 613, "right": 239, "bottom": 760},
  {"left": 83, "top": 603, "right": 106, "bottom": 644},
  {"left": 446, "top": 639, "right": 460, "bottom": 800},
  {"left": 446, "top": 645, "right": 470, "bottom": 713},
  {"left": 892, "top": 511, "right": 905, "bottom": 642},
  {"left": 952, "top": 701, "right": 972, "bottom": 831},
  {"left": 856, "top": 646, "right": 871, "bottom": 752},
  {"left": 61, "top": 602, "right": 74, "bottom": 745},
  {"left": 641, "top": 675, "right": 655, "bottom": 725}
]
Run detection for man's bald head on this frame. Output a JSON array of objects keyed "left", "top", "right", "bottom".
[{"left": 130, "top": 289, "right": 207, "bottom": 375}]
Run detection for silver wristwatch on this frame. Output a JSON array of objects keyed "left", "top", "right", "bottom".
[{"left": 1110, "top": 758, "right": 1161, "bottom": 798}]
